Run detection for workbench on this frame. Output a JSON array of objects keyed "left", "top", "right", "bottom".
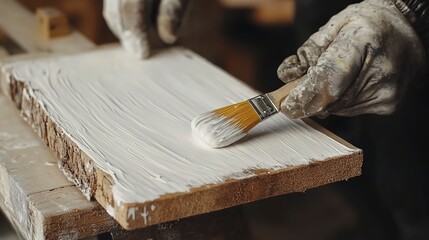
[
  {"left": 0, "top": 1, "right": 362, "bottom": 239},
  {"left": 0, "top": 1, "right": 255, "bottom": 239}
]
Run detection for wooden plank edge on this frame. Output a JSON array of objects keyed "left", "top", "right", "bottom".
[
  {"left": 29, "top": 186, "right": 119, "bottom": 239},
  {"left": 120, "top": 150, "right": 362, "bottom": 230},
  {"left": 302, "top": 118, "right": 357, "bottom": 149},
  {"left": 0, "top": 175, "right": 118, "bottom": 240},
  {"left": 0, "top": 93, "right": 120, "bottom": 239},
  {"left": 3, "top": 74, "right": 363, "bottom": 230},
  {"left": 0, "top": 166, "right": 34, "bottom": 240}
]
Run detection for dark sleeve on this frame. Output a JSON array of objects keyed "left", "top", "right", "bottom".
[{"left": 396, "top": 0, "right": 429, "bottom": 49}]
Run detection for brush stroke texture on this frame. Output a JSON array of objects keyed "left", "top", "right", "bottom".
[{"left": 9, "top": 47, "right": 357, "bottom": 205}]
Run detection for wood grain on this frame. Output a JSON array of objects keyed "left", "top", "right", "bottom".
[
  {"left": 0, "top": 1, "right": 108, "bottom": 238},
  {"left": 0, "top": 94, "right": 119, "bottom": 240},
  {"left": 1, "top": 47, "right": 363, "bottom": 230}
]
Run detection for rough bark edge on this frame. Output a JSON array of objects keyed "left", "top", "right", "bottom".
[
  {"left": 6, "top": 77, "right": 119, "bottom": 229},
  {"left": 5, "top": 76, "right": 363, "bottom": 230},
  {"left": 8, "top": 77, "right": 99, "bottom": 199},
  {"left": 0, "top": 93, "right": 119, "bottom": 239}
]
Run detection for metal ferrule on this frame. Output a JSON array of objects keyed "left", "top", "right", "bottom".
[{"left": 248, "top": 94, "right": 279, "bottom": 120}]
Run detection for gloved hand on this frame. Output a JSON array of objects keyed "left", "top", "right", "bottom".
[
  {"left": 103, "top": 0, "right": 189, "bottom": 58},
  {"left": 277, "top": 0, "right": 426, "bottom": 119}
]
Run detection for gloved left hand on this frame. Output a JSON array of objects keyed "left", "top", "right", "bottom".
[
  {"left": 103, "top": 0, "right": 189, "bottom": 59},
  {"left": 277, "top": 0, "right": 426, "bottom": 119}
]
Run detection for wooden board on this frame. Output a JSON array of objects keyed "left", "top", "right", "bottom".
[
  {"left": 1, "top": 46, "right": 363, "bottom": 230},
  {"left": 0, "top": 94, "right": 119, "bottom": 240},
  {"left": 2, "top": 1, "right": 248, "bottom": 238},
  {"left": 0, "top": 1, "right": 109, "bottom": 238},
  {"left": 0, "top": 87, "right": 270, "bottom": 240},
  {"left": 1, "top": 92, "right": 252, "bottom": 239}
]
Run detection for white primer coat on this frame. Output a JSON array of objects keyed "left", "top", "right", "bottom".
[
  {"left": 9, "top": 47, "right": 358, "bottom": 207},
  {"left": 191, "top": 112, "right": 247, "bottom": 148}
]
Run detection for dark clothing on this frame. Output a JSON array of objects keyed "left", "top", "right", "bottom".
[{"left": 295, "top": 1, "right": 429, "bottom": 239}]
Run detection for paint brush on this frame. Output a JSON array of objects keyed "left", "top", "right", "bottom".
[{"left": 191, "top": 78, "right": 301, "bottom": 148}]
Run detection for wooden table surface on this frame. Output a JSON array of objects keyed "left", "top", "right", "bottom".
[
  {"left": 0, "top": 1, "right": 257, "bottom": 239},
  {"left": 1, "top": 91, "right": 255, "bottom": 240},
  {"left": 0, "top": 1, "right": 362, "bottom": 239},
  {"left": 0, "top": 94, "right": 119, "bottom": 239},
  {"left": 0, "top": 1, "right": 118, "bottom": 239}
]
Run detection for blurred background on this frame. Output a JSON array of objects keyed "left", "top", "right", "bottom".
[
  {"left": 1, "top": 0, "right": 358, "bottom": 92},
  {"left": 3, "top": 0, "right": 428, "bottom": 239}
]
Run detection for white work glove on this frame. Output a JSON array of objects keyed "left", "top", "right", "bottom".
[
  {"left": 277, "top": 0, "right": 426, "bottom": 119},
  {"left": 103, "top": 0, "right": 189, "bottom": 58}
]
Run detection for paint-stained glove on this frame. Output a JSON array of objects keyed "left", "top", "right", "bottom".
[
  {"left": 277, "top": 0, "right": 426, "bottom": 119},
  {"left": 103, "top": 0, "right": 189, "bottom": 59}
]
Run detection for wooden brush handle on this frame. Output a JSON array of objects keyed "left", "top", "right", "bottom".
[{"left": 268, "top": 77, "right": 303, "bottom": 108}]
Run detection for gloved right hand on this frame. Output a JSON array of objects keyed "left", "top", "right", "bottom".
[
  {"left": 276, "top": 0, "right": 426, "bottom": 119},
  {"left": 103, "top": 0, "right": 189, "bottom": 59}
]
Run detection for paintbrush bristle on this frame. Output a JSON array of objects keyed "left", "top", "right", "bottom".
[{"left": 191, "top": 101, "right": 261, "bottom": 148}]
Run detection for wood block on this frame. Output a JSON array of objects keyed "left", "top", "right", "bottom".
[
  {"left": 0, "top": 0, "right": 94, "bottom": 53},
  {"left": 36, "top": 7, "right": 69, "bottom": 39},
  {"left": 1, "top": 46, "right": 363, "bottom": 230}
]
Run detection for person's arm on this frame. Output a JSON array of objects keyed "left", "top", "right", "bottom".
[
  {"left": 397, "top": 0, "right": 429, "bottom": 50},
  {"left": 103, "top": 0, "right": 189, "bottom": 59},
  {"left": 277, "top": 0, "right": 427, "bottom": 119}
]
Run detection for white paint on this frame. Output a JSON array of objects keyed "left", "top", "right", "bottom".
[
  {"left": 9, "top": 47, "right": 358, "bottom": 207},
  {"left": 3, "top": 140, "right": 40, "bottom": 150},
  {"left": 127, "top": 207, "right": 137, "bottom": 220},
  {"left": 58, "top": 161, "right": 92, "bottom": 200},
  {"left": 141, "top": 206, "right": 149, "bottom": 225},
  {"left": 52, "top": 201, "right": 71, "bottom": 212},
  {"left": 85, "top": 161, "right": 94, "bottom": 173},
  {"left": 191, "top": 112, "right": 247, "bottom": 148},
  {"left": 150, "top": 204, "right": 156, "bottom": 211},
  {"left": 106, "top": 204, "right": 115, "bottom": 218}
]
